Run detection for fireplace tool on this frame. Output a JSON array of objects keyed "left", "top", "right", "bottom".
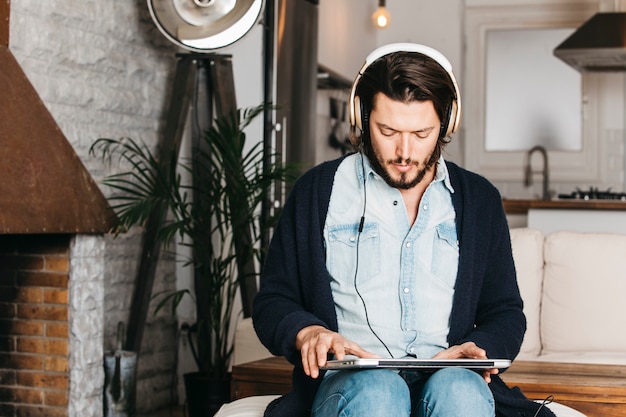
[{"left": 104, "top": 322, "right": 138, "bottom": 417}]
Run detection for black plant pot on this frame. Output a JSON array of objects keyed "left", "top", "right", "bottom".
[{"left": 184, "top": 372, "right": 231, "bottom": 417}]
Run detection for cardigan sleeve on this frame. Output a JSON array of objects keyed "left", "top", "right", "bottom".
[{"left": 253, "top": 158, "right": 342, "bottom": 365}]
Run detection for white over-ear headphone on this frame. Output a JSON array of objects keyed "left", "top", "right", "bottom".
[{"left": 348, "top": 43, "right": 462, "bottom": 144}]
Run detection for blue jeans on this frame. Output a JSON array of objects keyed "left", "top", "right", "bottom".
[{"left": 310, "top": 368, "right": 495, "bottom": 417}]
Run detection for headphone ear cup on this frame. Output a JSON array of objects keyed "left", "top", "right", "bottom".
[
  {"left": 353, "top": 95, "right": 363, "bottom": 132},
  {"left": 359, "top": 97, "right": 369, "bottom": 139},
  {"left": 446, "top": 99, "right": 460, "bottom": 136}
]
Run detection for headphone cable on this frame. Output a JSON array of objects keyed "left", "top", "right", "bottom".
[{"left": 354, "top": 152, "right": 393, "bottom": 358}]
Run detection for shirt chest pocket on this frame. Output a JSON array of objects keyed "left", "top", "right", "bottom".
[
  {"left": 431, "top": 222, "right": 459, "bottom": 287},
  {"left": 327, "top": 223, "right": 381, "bottom": 284}
]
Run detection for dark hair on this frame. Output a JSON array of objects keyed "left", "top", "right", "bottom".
[{"left": 355, "top": 51, "right": 457, "bottom": 150}]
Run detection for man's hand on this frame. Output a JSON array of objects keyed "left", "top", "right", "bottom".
[
  {"left": 296, "top": 325, "right": 378, "bottom": 379},
  {"left": 433, "top": 341, "right": 499, "bottom": 383}
]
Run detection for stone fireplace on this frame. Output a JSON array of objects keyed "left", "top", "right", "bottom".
[
  {"left": 1, "top": 2, "right": 181, "bottom": 414},
  {"left": 0, "top": 37, "right": 114, "bottom": 417}
]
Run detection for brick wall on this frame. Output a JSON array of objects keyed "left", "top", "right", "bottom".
[{"left": 0, "top": 234, "right": 71, "bottom": 417}]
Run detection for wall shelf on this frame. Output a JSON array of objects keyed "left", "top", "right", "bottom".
[{"left": 317, "top": 64, "right": 352, "bottom": 90}]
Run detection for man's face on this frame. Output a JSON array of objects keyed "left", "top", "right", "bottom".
[{"left": 366, "top": 93, "right": 441, "bottom": 190}]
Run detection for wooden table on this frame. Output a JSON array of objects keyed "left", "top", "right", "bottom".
[
  {"left": 231, "top": 357, "right": 626, "bottom": 416},
  {"left": 501, "top": 361, "right": 626, "bottom": 417},
  {"left": 231, "top": 356, "right": 293, "bottom": 400}
]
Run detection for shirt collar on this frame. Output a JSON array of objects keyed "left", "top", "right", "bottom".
[
  {"left": 356, "top": 153, "right": 455, "bottom": 194},
  {"left": 435, "top": 156, "right": 455, "bottom": 194}
]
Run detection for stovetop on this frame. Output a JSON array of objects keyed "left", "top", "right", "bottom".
[{"left": 558, "top": 187, "right": 626, "bottom": 201}]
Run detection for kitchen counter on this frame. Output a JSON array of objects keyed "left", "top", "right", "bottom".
[{"left": 502, "top": 199, "right": 626, "bottom": 215}]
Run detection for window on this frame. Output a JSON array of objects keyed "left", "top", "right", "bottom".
[
  {"left": 463, "top": 2, "right": 600, "bottom": 184},
  {"left": 485, "top": 28, "right": 581, "bottom": 151}
]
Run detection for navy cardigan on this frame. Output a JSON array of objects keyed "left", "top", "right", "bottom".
[{"left": 253, "top": 157, "right": 555, "bottom": 417}]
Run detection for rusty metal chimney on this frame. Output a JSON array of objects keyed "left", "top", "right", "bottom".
[
  {"left": 0, "top": 45, "right": 115, "bottom": 234},
  {"left": 1, "top": 1, "right": 114, "bottom": 233}
]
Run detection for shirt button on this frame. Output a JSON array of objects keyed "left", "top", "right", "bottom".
[
  {"left": 349, "top": 236, "right": 356, "bottom": 242},
  {"left": 410, "top": 347, "right": 415, "bottom": 353},
  {"left": 403, "top": 287, "right": 409, "bottom": 294},
  {"left": 406, "top": 242, "right": 412, "bottom": 248},
  {"left": 423, "top": 204, "right": 428, "bottom": 210},
  {"left": 393, "top": 200, "right": 398, "bottom": 206}
]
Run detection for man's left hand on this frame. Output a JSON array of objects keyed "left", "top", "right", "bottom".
[{"left": 432, "top": 342, "right": 499, "bottom": 383}]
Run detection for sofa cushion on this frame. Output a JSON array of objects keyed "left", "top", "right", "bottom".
[
  {"left": 541, "top": 231, "right": 626, "bottom": 354},
  {"left": 233, "top": 318, "right": 272, "bottom": 366},
  {"left": 543, "top": 401, "right": 587, "bottom": 417},
  {"left": 214, "top": 395, "right": 279, "bottom": 417},
  {"left": 510, "top": 228, "right": 545, "bottom": 358}
]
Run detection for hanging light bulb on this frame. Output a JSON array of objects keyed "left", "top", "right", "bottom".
[{"left": 372, "top": 0, "right": 391, "bottom": 29}]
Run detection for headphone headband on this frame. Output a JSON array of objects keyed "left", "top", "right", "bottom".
[{"left": 348, "top": 43, "right": 462, "bottom": 144}]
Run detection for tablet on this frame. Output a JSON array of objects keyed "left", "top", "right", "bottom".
[{"left": 320, "top": 357, "right": 511, "bottom": 370}]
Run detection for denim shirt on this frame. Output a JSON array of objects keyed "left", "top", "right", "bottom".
[{"left": 323, "top": 153, "right": 458, "bottom": 359}]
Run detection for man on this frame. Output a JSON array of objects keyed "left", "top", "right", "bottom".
[{"left": 253, "top": 43, "right": 554, "bottom": 417}]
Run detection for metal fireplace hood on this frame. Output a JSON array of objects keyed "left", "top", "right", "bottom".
[
  {"left": 0, "top": 46, "right": 115, "bottom": 234},
  {"left": 554, "top": 12, "right": 626, "bottom": 72}
]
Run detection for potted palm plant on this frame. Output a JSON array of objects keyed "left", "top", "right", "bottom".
[{"left": 90, "top": 103, "right": 293, "bottom": 416}]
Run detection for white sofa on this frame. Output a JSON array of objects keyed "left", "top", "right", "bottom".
[
  {"left": 216, "top": 227, "right": 626, "bottom": 417},
  {"left": 511, "top": 228, "right": 626, "bottom": 365}
]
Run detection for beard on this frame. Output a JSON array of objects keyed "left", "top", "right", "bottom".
[{"left": 364, "top": 138, "right": 440, "bottom": 190}]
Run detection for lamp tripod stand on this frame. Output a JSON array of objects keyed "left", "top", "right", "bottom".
[{"left": 124, "top": 53, "right": 257, "bottom": 354}]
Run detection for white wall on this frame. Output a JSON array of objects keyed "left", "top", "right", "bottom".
[
  {"left": 316, "top": 0, "right": 379, "bottom": 164},
  {"left": 221, "top": 23, "right": 266, "bottom": 133},
  {"left": 376, "top": 0, "right": 463, "bottom": 68},
  {"left": 318, "top": 0, "right": 378, "bottom": 80}
]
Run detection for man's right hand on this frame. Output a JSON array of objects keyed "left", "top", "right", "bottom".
[{"left": 295, "top": 325, "right": 379, "bottom": 379}]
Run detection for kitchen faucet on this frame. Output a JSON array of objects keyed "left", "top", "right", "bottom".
[{"left": 524, "top": 145, "right": 550, "bottom": 200}]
